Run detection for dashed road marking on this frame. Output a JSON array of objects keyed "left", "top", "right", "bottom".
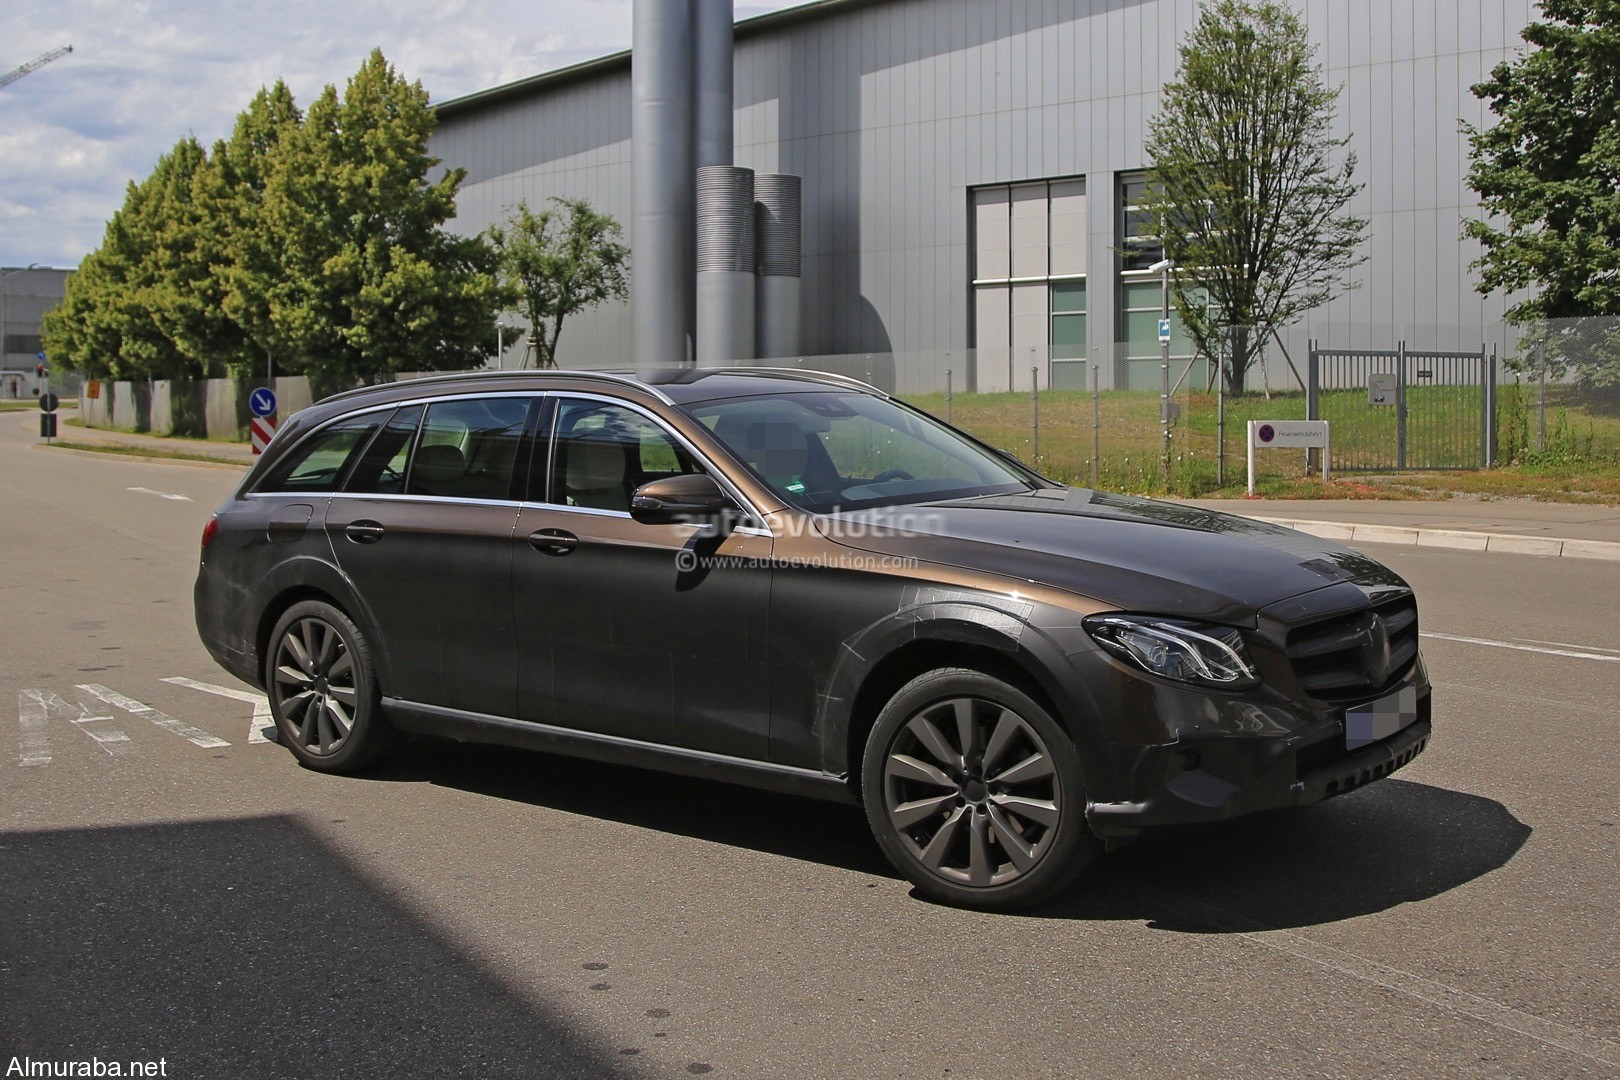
[
  {"left": 126, "top": 486, "right": 191, "bottom": 501},
  {"left": 75, "top": 684, "right": 229, "bottom": 749},
  {"left": 162, "top": 676, "right": 276, "bottom": 744}
]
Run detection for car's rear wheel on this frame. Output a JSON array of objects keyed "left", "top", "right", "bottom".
[
  {"left": 861, "top": 668, "right": 1098, "bottom": 910},
  {"left": 265, "top": 600, "right": 394, "bottom": 773}
]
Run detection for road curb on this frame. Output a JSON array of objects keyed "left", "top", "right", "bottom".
[
  {"left": 1252, "top": 516, "right": 1620, "bottom": 562},
  {"left": 34, "top": 443, "right": 251, "bottom": 472}
]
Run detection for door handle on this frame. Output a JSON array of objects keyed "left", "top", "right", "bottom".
[
  {"left": 344, "top": 521, "right": 385, "bottom": 544},
  {"left": 528, "top": 528, "right": 578, "bottom": 556}
]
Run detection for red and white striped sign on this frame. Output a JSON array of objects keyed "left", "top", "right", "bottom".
[{"left": 250, "top": 415, "right": 277, "bottom": 455}]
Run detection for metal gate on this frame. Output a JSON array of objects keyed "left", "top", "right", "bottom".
[{"left": 1307, "top": 341, "right": 1497, "bottom": 470}]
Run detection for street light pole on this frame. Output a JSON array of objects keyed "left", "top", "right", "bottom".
[{"left": 1150, "top": 257, "right": 1174, "bottom": 489}]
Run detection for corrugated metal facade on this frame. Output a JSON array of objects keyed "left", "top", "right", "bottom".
[{"left": 432, "top": 0, "right": 1536, "bottom": 386}]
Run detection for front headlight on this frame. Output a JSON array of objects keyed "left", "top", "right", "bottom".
[{"left": 1084, "top": 614, "right": 1259, "bottom": 689}]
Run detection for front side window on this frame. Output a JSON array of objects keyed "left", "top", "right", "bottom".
[
  {"left": 546, "top": 399, "right": 702, "bottom": 512},
  {"left": 258, "top": 413, "right": 385, "bottom": 494},
  {"left": 690, "top": 392, "right": 1035, "bottom": 513}
]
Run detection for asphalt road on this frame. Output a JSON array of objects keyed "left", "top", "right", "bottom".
[{"left": 2, "top": 413, "right": 1617, "bottom": 1078}]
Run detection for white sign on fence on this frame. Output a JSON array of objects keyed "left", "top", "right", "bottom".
[
  {"left": 1248, "top": 420, "right": 1330, "bottom": 495},
  {"left": 1368, "top": 373, "right": 1397, "bottom": 405}
]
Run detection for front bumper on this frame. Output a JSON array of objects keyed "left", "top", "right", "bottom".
[{"left": 1080, "top": 669, "right": 1432, "bottom": 840}]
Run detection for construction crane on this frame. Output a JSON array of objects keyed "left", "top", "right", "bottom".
[{"left": 0, "top": 45, "right": 73, "bottom": 91}]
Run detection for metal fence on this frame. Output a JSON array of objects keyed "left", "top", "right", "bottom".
[{"left": 1306, "top": 342, "right": 1497, "bottom": 470}]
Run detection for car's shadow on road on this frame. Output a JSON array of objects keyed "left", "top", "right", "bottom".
[
  {"left": 367, "top": 743, "right": 1529, "bottom": 931},
  {"left": 1027, "top": 779, "right": 1530, "bottom": 930},
  {"left": 367, "top": 738, "right": 894, "bottom": 876}
]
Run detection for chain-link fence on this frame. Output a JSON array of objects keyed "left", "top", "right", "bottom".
[
  {"left": 1496, "top": 318, "right": 1620, "bottom": 465},
  {"left": 747, "top": 316, "right": 1620, "bottom": 496}
]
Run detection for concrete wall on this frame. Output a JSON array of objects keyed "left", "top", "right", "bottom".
[
  {"left": 78, "top": 376, "right": 316, "bottom": 440},
  {"left": 432, "top": 0, "right": 1537, "bottom": 385}
]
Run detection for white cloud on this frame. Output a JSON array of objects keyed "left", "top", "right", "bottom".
[{"left": 0, "top": 0, "right": 806, "bottom": 268}]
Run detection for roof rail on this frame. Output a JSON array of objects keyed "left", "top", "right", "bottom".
[
  {"left": 711, "top": 366, "right": 890, "bottom": 398},
  {"left": 316, "top": 368, "right": 675, "bottom": 407}
]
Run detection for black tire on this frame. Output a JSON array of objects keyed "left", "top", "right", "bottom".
[
  {"left": 264, "top": 600, "right": 394, "bottom": 773},
  {"left": 861, "top": 668, "right": 1099, "bottom": 910}
]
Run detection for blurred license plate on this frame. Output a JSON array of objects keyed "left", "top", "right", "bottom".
[{"left": 1345, "top": 685, "right": 1418, "bottom": 750}]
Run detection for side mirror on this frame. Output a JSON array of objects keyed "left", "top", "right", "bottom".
[{"left": 630, "top": 473, "right": 735, "bottom": 527}]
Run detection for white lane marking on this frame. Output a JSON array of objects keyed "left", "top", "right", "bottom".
[
  {"left": 17, "top": 691, "right": 52, "bottom": 766},
  {"left": 126, "top": 486, "right": 192, "bottom": 501},
  {"left": 162, "top": 676, "right": 276, "bottom": 744},
  {"left": 1512, "top": 637, "right": 1620, "bottom": 656},
  {"left": 1138, "top": 886, "right": 1619, "bottom": 1070},
  {"left": 75, "top": 684, "right": 229, "bottom": 748},
  {"left": 1421, "top": 632, "right": 1620, "bottom": 664}
]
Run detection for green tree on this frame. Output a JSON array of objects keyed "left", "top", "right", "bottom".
[
  {"left": 1465, "top": 1, "right": 1620, "bottom": 323},
  {"left": 1143, "top": 0, "right": 1367, "bottom": 394},
  {"left": 200, "top": 81, "right": 303, "bottom": 377},
  {"left": 485, "top": 198, "right": 630, "bottom": 369},
  {"left": 259, "top": 49, "right": 502, "bottom": 386},
  {"left": 42, "top": 142, "right": 207, "bottom": 381}
]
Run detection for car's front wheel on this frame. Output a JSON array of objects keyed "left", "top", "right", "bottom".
[
  {"left": 861, "top": 668, "right": 1098, "bottom": 910},
  {"left": 265, "top": 600, "right": 394, "bottom": 773}
]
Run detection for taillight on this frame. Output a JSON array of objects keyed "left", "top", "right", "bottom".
[{"left": 201, "top": 516, "right": 219, "bottom": 548}]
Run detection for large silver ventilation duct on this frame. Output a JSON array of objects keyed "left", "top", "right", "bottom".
[
  {"left": 696, "top": 165, "right": 755, "bottom": 364},
  {"left": 754, "top": 173, "right": 803, "bottom": 359},
  {"left": 632, "top": 0, "right": 695, "bottom": 372},
  {"left": 693, "top": 0, "right": 734, "bottom": 169}
]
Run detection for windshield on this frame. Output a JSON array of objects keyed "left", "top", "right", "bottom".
[{"left": 687, "top": 391, "right": 1038, "bottom": 512}]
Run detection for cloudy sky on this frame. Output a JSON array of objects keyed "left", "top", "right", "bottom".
[{"left": 0, "top": 0, "right": 804, "bottom": 270}]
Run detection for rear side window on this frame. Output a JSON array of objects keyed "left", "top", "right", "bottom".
[
  {"left": 405, "top": 398, "right": 530, "bottom": 501},
  {"left": 344, "top": 405, "right": 424, "bottom": 495},
  {"left": 258, "top": 414, "right": 384, "bottom": 493}
]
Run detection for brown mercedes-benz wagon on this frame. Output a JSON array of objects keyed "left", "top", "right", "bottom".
[{"left": 194, "top": 368, "right": 1430, "bottom": 909}]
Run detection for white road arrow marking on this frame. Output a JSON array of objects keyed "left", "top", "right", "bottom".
[
  {"left": 126, "top": 486, "right": 192, "bottom": 501},
  {"left": 17, "top": 691, "right": 52, "bottom": 766},
  {"left": 75, "top": 684, "right": 229, "bottom": 748},
  {"left": 162, "top": 676, "right": 276, "bottom": 744}
]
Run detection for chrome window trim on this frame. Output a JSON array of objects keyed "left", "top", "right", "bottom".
[
  {"left": 537, "top": 390, "right": 768, "bottom": 528},
  {"left": 248, "top": 391, "right": 543, "bottom": 500}
]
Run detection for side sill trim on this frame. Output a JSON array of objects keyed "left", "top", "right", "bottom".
[{"left": 382, "top": 699, "right": 856, "bottom": 805}]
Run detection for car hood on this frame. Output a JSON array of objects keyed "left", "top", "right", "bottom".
[{"left": 817, "top": 488, "right": 1406, "bottom": 624}]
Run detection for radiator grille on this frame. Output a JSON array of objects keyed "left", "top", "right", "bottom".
[{"left": 1287, "top": 593, "right": 1419, "bottom": 703}]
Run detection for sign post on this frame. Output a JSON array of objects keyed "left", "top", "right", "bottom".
[
  {"left": 38, "top": 389, "right": 58, "bottom": 441},
  {"left": 1248, "top": 420, "right": 1330, "bottom": 496},
  {"left": 248, "top": 386, "right": 278, "bottom": 456}
]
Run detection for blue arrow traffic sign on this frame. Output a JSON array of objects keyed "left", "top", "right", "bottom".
[{"left": 249, "top": 387, "right": 277, "bottom": 418}]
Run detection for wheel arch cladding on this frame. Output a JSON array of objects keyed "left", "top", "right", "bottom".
[
  {"left": 821, "top": 586, "right": 1100, "bottom": 796},
  {"left": 254, "top": 560, "right": 389, "bottom": 696}
]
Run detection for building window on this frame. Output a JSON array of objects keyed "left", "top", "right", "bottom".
[
  {"left": 1117, "top": 172, "right": 1213, "bottom": 390},
  {"left": 3, "top": 334, "right": 43, "bottom": 357},
  {"left": 971, "top": 179, "right": 1086, "bottom": 392}
]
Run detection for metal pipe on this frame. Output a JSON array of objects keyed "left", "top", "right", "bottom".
[
  {"left": 755, "top": 174, "right": 802, "bottom": 358},
  {"left": 632, "top": 0, "right": 695, "bottom": 372},
  {"left": 696, "top": 165, "right": 755, "bottom": 363},
  {"left": 693, "top": 0, "right": 734, "bottom": 169}
]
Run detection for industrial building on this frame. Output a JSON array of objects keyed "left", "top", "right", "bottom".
[
  {"left": 0, "top": 266, "right": 69, "bottom": 398},
  {"left": 431, "top": 0, "right": 1538, "bottom": 392}
]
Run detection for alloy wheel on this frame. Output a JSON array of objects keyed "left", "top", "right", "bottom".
[
  {"left": 271, "top": 616, "right": 359, "bottom": 756},
  {"left": 882, "top": 696, "right": 1063, "bottom": 888}
]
